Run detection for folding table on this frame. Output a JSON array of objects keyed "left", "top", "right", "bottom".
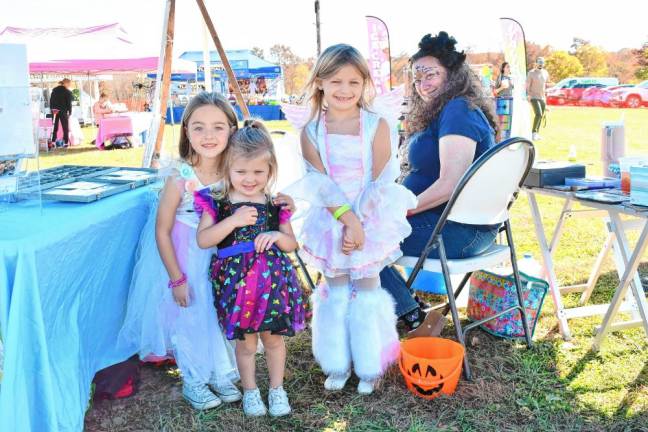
[{"left": 524, "top": 186, "right": 648, "bottom": 348}]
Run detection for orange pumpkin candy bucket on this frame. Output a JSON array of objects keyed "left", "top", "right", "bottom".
[{"left": 399, "top": 337, "right": 464, "bottom": 400}]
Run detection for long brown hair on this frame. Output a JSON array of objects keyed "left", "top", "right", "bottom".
[
  {"left": 303, "top": 44, "right": 375, "bottom": 125},
  {"left": 178, "top": 91, "right": 238, "bottom": 164},
  {"left": 221, "top": 119, "right": 278, "bottom": 196}
]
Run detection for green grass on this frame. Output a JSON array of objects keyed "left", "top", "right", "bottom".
[{"left": 76, "top": 106, "right": 648, "bottom": 431}]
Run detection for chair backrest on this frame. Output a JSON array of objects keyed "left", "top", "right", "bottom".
[{"left": 442, "top": 137, "right": 535, "bottom": 226}]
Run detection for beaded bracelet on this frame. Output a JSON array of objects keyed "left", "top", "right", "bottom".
[
  {"left": 168, "top": 273, "right": 187, "bottom": 289},
  {"left": 333, "top": 204, "right": 351, "bottom": 220}
]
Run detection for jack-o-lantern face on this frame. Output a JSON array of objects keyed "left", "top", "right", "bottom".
[{"left": 405, "top": 360, "right": 445, "bottom": 397}]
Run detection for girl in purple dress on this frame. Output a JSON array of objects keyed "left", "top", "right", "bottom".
[{"left": 195, "top": 120, "right": 306, "bottom": 417}]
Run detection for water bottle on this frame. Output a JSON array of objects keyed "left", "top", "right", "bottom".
[
  {"left": 517, "top": 253, "right": 543, "bottom": 279},
  {"left": 568, "top": 145, "right": 578, "bottom": 162}
]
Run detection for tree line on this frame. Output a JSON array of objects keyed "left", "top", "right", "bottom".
[{"left": 257, "top": 38, "right": 648, "bottom": 97}]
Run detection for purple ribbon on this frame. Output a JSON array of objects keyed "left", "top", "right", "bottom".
[
  {"left": 216, "top": 240, "right": 279, "bottom": 259},
  {"left": 217, "top": 241, "right": 256, "bottom": 259}
]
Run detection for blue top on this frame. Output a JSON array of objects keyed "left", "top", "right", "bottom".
[{"left": 403, "top": 97, "right": 495, "bottom": 214}]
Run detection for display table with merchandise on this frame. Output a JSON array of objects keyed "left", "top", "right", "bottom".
[
  {"left": 524, "top": 186, "right": 648, "bottom": 347},
  {"left": 0, "top": 186, "right": 154, "bottom": 431}
]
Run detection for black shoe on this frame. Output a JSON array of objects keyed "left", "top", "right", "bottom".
[{"left": 414, "top": 295, "right": 432, "bottom": 310}]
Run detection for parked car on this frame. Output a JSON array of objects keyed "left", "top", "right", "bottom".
[
  {"left": 580, "top": 86, "right": 608, "bottom": 106},
  {"left": 597, "top": 84, "right": 635, "bottom": 107},
  {"left": 609, "top": 81, "right": 648, "bottom": 108},
  {"left": 551, "top": 76, "right": 619, "bottom": 91},
  {"left": 547, "top": 83, "right": 605, "bottom": 105}
]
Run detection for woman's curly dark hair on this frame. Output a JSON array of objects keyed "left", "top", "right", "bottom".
[{"left": 407, "top": 32, "right": 498, "bottom": 136}]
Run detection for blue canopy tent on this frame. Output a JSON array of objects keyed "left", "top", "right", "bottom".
[{"left": 177, "top": 49, "right": 284, "bottom": 122}]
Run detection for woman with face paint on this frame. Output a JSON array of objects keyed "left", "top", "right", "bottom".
[{"left": 380, "top": 32, "right": 501, "bottom": 337}]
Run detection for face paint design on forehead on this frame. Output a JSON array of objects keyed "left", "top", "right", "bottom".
[
  {"left": 412, "top": 65, "right": 443, "bottom": 89},
  {"left": 413, "top": 65, "right": 441, "bottom": 79}
]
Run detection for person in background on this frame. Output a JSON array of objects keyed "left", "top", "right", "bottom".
[
  {"left": 526, "top": 57, "right": 550, "bottom": 141},
  {"left": 93, "top": 93, "right": 114, "bottom": 125},
  {"left": 494, "top": 62, "right": 514, "bottom": 141},
  {"left": 49, "top": 78, "right": 73, "bottom": 147},
  {"left": 494, "top": 62, "right": 514, "bottom": 98}
]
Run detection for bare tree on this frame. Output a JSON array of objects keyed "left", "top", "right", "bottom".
[{"left": 251, "top": 47, "right": 265, "bottom": 60}]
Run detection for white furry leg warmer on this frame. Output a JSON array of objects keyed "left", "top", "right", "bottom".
[
  {"left": 311, "top": 278, "right": 352, "bottom": 376},
  {"left": 348, "top": 284, "right": 400, "bottom": 382}
]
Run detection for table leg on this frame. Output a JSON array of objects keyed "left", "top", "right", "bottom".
[
  {"left": 579, "top": 232, "right": 613, "bottom": 305},
  {"left": 527, "top": 191, "right": 572, "bottom": 339},
  {"left": 593, "top": 222, "right": 648, "bottom": 350},
  {"left": 607, "top": 213, "right": 647, "bottom": 323}
]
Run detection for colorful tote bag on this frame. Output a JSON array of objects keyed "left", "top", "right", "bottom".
[{"left": 467, "top": 270, "right": 548, "bottom": 339}]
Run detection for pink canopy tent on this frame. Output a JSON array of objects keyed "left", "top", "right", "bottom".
[
  {"left": 0, "top": 23, "right": 147, "bottom": 62},
  {"left": 0, "top": 24, "right": 194, "bottom": 75},
  {"left": 29, "top": 57, "right": 160, "bottom": 75}
]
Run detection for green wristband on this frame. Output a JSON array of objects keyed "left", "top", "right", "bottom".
[{"left": 333, "top": 204, "right": 352, "bottom": 220}]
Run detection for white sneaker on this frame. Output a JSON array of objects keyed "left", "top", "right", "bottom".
[
  {"left": 324, "top": 371, "right": 351, "bottom": 391},
  {"left": 182, "top": 382, "right": 222, "bottom": 410},
  {"left": 268, "top": 386, "right": 292, "bottom": 417},
  {"left": 357, "top": 379, "right": 376, "bottom": 395},
  {"left": 243, "top": 388, "right": 267, "bottom": 417},
  {"left": 209, "top": 379, "right": 242, "bottom": 403},
  {"left": 532, "top": 132, "right": 542, "bottom": 141}
]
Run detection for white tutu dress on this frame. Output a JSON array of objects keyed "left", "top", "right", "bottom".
[
  {"left": 118, "top": 163, "right": 238, "bottom": 385},
  {"left": 285, "top": 109, "right": 417, "bottom": 279},
  {"left": 283, "top": 109, "right": 417, "bottom": 383}
]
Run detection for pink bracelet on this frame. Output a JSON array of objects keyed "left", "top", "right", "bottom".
[{"left": 168, "top": 273, "right": 187, "bottom": 289}]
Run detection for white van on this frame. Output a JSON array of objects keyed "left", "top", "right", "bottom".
[{"left": 552, "top": 77, "right": 619, "bottom": 89}]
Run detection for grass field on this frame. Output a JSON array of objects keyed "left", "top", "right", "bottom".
[{"left": 72, "top": 106, "right": 648, "bottom": 431}]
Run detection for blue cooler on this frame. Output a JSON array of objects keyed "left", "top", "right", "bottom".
[{"left": 401, "top": 268, "right": 446, "bottom": 295}]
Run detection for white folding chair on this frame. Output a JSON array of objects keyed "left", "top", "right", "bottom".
[{"left": 397, "top": 137, "right": 536, "bottom": 380}]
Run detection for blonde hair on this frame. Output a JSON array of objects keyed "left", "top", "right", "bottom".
[
  {"left": 178, "top": 92, "right": 238, "bottom": 163},
  {"left": 303, "top": 44, "right": 375, "bottom": 124},
  {"left": 221, "top": 119, "right": 278, "bottom": 196}
]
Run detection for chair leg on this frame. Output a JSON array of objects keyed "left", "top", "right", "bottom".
[
  {"left": 506, "top": 221, "right": 533, "bottom": 348},
  {"left": 441, "top": 273, "right": 472, "bottom": 316},
  {"left": 438, "top": 237, "right": 472, "bottom": 381}
]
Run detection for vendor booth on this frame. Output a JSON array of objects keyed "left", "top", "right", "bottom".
[
  {"left": 0, "top": 24, "right": 198, "bottom": 148},
  {"left": 178, "top": 49, "right": 284, "bottom": 122}
]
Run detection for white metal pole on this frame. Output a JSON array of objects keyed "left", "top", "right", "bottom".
[
  {"left": 142, "top": 0, "right": 172, "bottom": 168},
  {"left": 202, "top": 24, "right": 212, "bottom": 92}
]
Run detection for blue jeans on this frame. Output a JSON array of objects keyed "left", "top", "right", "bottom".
[{"left": 380, "top": 210, "right": 500, "bottom": 317}]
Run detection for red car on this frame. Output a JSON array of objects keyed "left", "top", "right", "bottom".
[
  {"left": 596, "top": 84, "right": 635, "bottom": 107},
  {"left": 547, "top": 83, "right": 606, "bottom": 105},
  {"left": 580, "top": 86, "right": 609, "bottom": 106},
  {"left": 609, "top": 81, "right": 648, "bottom": 108}
]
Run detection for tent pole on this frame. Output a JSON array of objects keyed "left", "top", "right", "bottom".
[
  {"left": 152, "top": 0, "right": 175, "bottom": 165},
  {"left": 195, "top": 0, "right": 250, "bottom": 119},
  {"left": 142, "top": 0, "right": 175, "bottom": 168}
]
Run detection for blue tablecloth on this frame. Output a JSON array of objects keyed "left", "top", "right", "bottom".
[
  {"left": 0, "top": 187, "right": 153, "bottom": 431},
  {"left": 165, "top": 104, "right": 285, "bottom": 124},
  {"left": 235, "top": 105, "right": 285, "bottom": 121},
  {"left": 165, "top": 106, "right": 185, "bottom": 124}
]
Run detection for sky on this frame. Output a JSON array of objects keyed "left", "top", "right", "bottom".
[{"left": 1, "top": 0, "right": 646, "bottom": 61}]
